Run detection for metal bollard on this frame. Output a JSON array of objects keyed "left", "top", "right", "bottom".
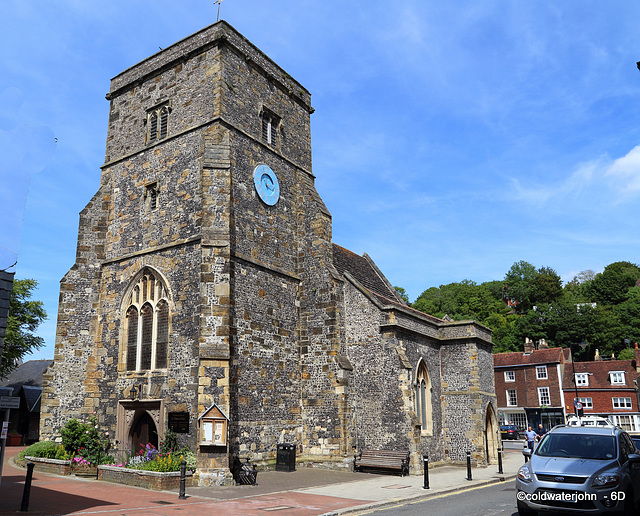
[
  {"left": 21, "top": 462, "right": 35, "bottom": 512},
  {"left": 466, "top": 451, "right": 472, "bottom": 481},
  {"left": 422, "top": 454, "right": 430, "bottom": 489},
  {"left": 498, "top": 447, "right": 503, "bottom": 474},
  {"left": 178, "top": 460, "right": 187, "bottom": 500}
]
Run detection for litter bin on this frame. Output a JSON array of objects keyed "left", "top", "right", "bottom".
[{"left": 276, "top": 443, "right": 296, "bottom": 472}]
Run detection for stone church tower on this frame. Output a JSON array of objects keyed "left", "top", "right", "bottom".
[{"left": 41, "top": 21, "right": 498, "bottom": 485}]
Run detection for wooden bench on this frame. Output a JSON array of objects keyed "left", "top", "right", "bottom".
[{"left": 354, "top": 449, "right": 410, "bottom": 477}]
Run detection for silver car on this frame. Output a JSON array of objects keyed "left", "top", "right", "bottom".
[{"left": 516, "top": 425, "right": 640, "bottom": 515}]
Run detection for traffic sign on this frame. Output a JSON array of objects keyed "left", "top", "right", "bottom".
[{"left": 0, "top": 396, "right": 19, "bottom": 409}]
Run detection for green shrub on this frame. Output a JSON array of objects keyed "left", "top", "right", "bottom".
[
  {"left": 60, "top": 413, "right": 111, "bottom": 465},
  {"left": 161, "top": 429, "right": 178, "bottom": 453},
  {"left": 19, "top": 441, "right": 69, "bottom": 461}
]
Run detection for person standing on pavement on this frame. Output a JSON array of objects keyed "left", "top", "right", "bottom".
[
  {"left": 524, "top": 425, "right": 537, "bottom": 450},
  {"left": 536, "top": 423, "right": 547, "bottom": 438}
]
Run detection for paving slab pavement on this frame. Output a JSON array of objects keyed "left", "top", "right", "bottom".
[{"left": 0, "top": 445, "right": 522, "bottom": 515}]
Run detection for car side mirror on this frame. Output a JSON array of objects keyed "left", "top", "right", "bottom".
[
  {"left": 522, "top": 448, "right": 532, "bottom": 458},
  {"left": 627, "top": 453, "right": 640, "bottom": 464}
]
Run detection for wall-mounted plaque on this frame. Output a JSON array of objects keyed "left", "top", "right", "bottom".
[{"left": 168, "top": 411, "right": 190, "bottom": 433}]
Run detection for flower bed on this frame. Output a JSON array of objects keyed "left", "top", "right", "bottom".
[{"left": 99, "top": 465, "right": 193, "bottom": 491}]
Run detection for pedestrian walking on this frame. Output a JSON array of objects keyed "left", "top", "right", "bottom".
[{"left": 524, "top": 425, "right": 537, "bottom": 450}]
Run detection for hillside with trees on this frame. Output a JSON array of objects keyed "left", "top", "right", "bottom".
[{"left": 409, "top": 261, "right": 640, "bottom": 360}]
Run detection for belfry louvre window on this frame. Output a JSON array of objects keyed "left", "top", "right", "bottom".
[
  {"left": 261, "top": 109, "right": 280, "bottom": 146},
  {"left": 124, "top": 268, "right": 170, "bottom": 371},
  {"left": 146, "top": 105, "right": 170, "bottom": 143},
  {"left": 415, "top": 361, "right": 432, "bottom": 434}
]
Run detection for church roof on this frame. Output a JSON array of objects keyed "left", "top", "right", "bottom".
[
  {"left": 0, "top": 359, "right": 53, "bottom": 395},
  {"left": 332, "top": 244, "right": 399, "bottom": 301}
]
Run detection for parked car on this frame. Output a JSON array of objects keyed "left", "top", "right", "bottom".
[
  {"left": 500, "top": 424, "right": 520, "bottom": 440},
  {"left": 566, "top": 415, "right": 614, "bottom": 428},
  {"left": 516, "top": 425, "right": 640, "bottom": 515}
]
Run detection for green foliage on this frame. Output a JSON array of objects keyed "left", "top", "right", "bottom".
[
  {"left": 411, "top": 259, "right": 640, "bottom": 359},
  {"left": 394, "top": 286, "right": 410, "bottom": 304},
  {"left": 60, "top": 414, "right": 111, "bottom": 465},
  {"left": 18, "top": 441, "right": 69, "bottom": 461},
  {"left": 161, "top": 429, "right": 178, "bottom": 453},
  {"left": 591, "top": 261, "right": 640, "bottom": 306},
  {"left": 1, "top": 278, "right": 47, "bottom": 378}
]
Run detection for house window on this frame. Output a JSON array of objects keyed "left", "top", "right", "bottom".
[
  {"left": 124, "top": 268, "right": 170, "bottom": 371},
  {"left": 612, "top": 415, "right": 639, "bottom": 432},
  {"left": 508, "top": 412, "right": 528, "bottom": 430},
  {"left": 575, "top": 373, "right": 588, "bottom": 387},
  {"left": 613, "top": 397, "right": 632, "bottom": 409},
  {"left": 609, "top": 372, "right": 625, "bottom": 385},
  {"left": 415, "top": 361, "right": 432, "bottom": 434},
  {"left": 538, "top": 387, "right": 550, "bottom": 406},
  {"left": 261, "top": 109, "right": 280, "bottom": 146},
  {"left": 575, "top": 397, "right": 593, "bottom": 409},
  {"left": 146, "top": 105, "right": 170, "bottom": 143},
  {"left": 536, "top": 365, "right": 547, "bottom": 380},
  {"left": 144, "top": 182, "right": 158, "bottom": 212},
  {"left": 507, "top": 389, "right": 517, "bottom": 407},
  {"left": 504, "top": 371, "right": 515, "bottom": 382}
]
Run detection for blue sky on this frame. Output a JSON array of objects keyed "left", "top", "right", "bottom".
[{"left": 3, "top": 1, "right": 640, "bottom": 361}]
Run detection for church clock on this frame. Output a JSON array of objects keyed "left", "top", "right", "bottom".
[{"left": 253, "top": 164, "right": 280, "bottom": 206}]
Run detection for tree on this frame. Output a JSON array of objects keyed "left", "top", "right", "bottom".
[
  {"left": 591, "top": 261, "right": 640, "bottom": 306},
  {"left": 533, "top": 266, "right": 563, "bottom": 305},
  {"left": 504, "top": 261, "right": 537, "bottom": 312},
  {"left": 1, "top": 278, "right": 47, "bottom": 378},
  {"left": 394, "top": 286, "right": 410, "bottom": 304}
]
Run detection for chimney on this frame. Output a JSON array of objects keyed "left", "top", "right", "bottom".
[
  {"left": 538, "top": 338, "right": 549, "bottom": 349},
  {"left": 635, "top": 343, "right": 640, "bottom": 372},
  {"left": 524, "top": 338, "right": 535, "bottom": 354},
  {"left": 595, "top": 349, "right": 601, "bottom": 361}
]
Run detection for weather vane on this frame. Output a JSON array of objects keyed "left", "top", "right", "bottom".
[{"left": 214, "top": 0, "right": 224, "bottom": 21}]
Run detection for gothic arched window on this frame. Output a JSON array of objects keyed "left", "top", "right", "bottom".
[
  {"left": 124, "top": 268, "right": 170, "bottom": 371},
  {"left": 415, "top": 361, "right": 433, "bottom": 434}
]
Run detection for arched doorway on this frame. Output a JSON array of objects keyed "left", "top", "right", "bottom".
[
  {"left": 484, "top": 404, "right": 499, "bottom": 464},
  {"left": 130, "top": 412, "right": 159, "bottom": 452}
]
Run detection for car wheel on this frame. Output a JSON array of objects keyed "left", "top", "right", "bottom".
[{"left": 517, "top": 500, "right": 536, "bottom": 516}]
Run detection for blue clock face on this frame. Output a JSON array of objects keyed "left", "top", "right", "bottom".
[{"left": 253, "top": 164, "right": 280, "bottom": 206}]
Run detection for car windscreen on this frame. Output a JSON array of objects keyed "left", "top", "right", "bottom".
[{"left": 535, "top": 434, "right": 616, "bottom": 460}]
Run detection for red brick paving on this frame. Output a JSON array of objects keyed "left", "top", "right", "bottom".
[{"left": 0, "top": 447, "right": 368, "bottom": 515}]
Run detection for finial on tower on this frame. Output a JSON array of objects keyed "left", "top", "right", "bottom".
[{"left": 214, "top": 0, "right": 224, "bottom": 22}]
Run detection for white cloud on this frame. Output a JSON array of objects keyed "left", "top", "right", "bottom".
[{"left": 604, "top": 144, "right": 640, "bottom": 197}]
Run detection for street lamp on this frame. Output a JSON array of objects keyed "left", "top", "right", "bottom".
[{"left": 570, "top": 341, "right": 588, "bottom": 421}]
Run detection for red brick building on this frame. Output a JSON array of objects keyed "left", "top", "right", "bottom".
[
  {"left": 562, "top": 345, "right": 640, "bottom": 433},
  {"left": 494, "top": 340, "right": 570, "bottom": 432}
]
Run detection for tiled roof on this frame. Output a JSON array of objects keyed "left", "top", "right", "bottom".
[
  {"left": 0, "top": 360, "right": 53, "bottom": 395},
  {"left": 562, "top": 359, "right": 640, "bottom": 390},
  {"left": 493, "top": 347, "right": 565, "bottom": 368},
  {"left": 332, "top": 244, "right": 398, "bottom": 300}
]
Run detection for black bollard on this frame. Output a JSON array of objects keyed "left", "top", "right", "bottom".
[
  {"left": 422, "top": 454, "right": 430, "bottom": 489},
  {"left": 497, "top": 447, "right": 503, "bottom": 474},
  {"left": 20, "top": 462, "right": 35, "bottom": 512},
  {"left": 466, "top": 451, "right": 472, "bottom": 481},
  {"left": 178, "top": 460, "right": 187, "bottom": 500}
]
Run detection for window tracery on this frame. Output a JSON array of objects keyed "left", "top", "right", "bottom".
[{"left": 124, "top": 268, "right": 170, "bottom": 371}]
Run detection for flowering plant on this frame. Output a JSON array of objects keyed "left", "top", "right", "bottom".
[{"left": 60, "top": 413, "right": 112, "bottom": 466}]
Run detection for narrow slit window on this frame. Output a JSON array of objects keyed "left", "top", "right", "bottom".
[{"left": 144, "top": 182, "right": 159, "bottom": 212}]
